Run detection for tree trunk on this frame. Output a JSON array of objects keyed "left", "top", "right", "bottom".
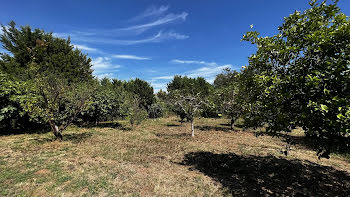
[
  {"left": 191, "top": 120, "right": 194, "bottom": 137},
  {"left": 231, "top": 118, "right": 234, "bottom": 130},
  {"left": 49, "top": 120, "right": 63, "bottom": 140}
]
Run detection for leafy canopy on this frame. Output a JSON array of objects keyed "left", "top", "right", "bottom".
[
  {"left": 241, "top": 0, "right": 350, "bottom": 158},
  {"left": 0, "top": 21, "right": 95, "bottom": 138}
]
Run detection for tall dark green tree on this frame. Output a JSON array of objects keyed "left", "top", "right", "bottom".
[
  {"left": 167, "top": 75, "right": 212, "bottom": 96},
  {"left": 124, "top": 78, "right": 155, "bottom": 110},
  {"left": 0, "top": 21, "right": 93, "bottom": 82}
]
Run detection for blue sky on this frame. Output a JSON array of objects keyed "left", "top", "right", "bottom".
[{"left": 1, "top": 0, "right": 349, "bottom": 92}]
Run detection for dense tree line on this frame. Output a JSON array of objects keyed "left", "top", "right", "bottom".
[
  {"left": 0, "top": 22, "right": 156, "bottom": 138},
  {"left": 1, "top": 0, "right": 349, "bottom": 158},
  {"left": 159, "top": 0, "right": 350, "bottom": 158}
]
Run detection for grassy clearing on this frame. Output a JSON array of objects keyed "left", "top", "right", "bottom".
[{"left": 0, "top": 117, "right": 349, "bottom": 196}]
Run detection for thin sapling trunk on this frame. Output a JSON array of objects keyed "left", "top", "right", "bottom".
[
  {"left": 191, "top": 119, "right": 194, "bottom": 137},
  {"left": 230, "top": 117, "right": 234, "bottom": 130}
]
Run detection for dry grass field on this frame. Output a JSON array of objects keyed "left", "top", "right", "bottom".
[{"left": 0, "top": 117, "right": 349, "bottom": 196}]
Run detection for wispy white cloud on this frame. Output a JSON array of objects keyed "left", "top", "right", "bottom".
[
  {"left": 187, "top": 65, "right": 232, "bottom": 83},
  {"left": 149, "top": 75, "right": 173, "bottom": 92},
  {"left": 113, "top": 31, "right": 188, "bottom": 45},
  {"left": 168, "top": 32, "right": 189, "bottom": 40},
  {"left": 91, "top": 57, "right": 121, "bottom": 79},
  {"left": 170, "top": 59, "right": 232, "bottom": 80},
  {"left": 72, "top": 43, "right": 101, "bottom": 53},
  {"left": 52, "top": 32, "right": 69, "bottom": 38},
  {"left": 129, "top": 5, "right": 169, "bottom": 22},
  {"left": 112, "top": 54, "right": 150, "bottom": 60},
  {"left": 121, "top": 6, "right": 187, "bottom": 35},
  {"left": 151, "top": 75, "right": 174, "bottom": 80},
  {"left": 95, "top": 73, "right": 116, "bottom": 79},
  {"left": 55, "top": 31, "right": 188, "bottom": 45},
  {"left": 122, "top": 12, "right": 188, "bottom": 32},
  {"left": 88, "top": 31, "right": 188, "bottom": 45},
  {"left": 91, "top": 57, "right": 121, "bottom": 69},
  {"left": 171, "top": 59, "right": 218, "bottom": 67},
  {"left": 149, "top": 81, "right": 168, "bottom": 93},
  {"left": 53, "top": 6, "right": 189, "bottom": 46}
]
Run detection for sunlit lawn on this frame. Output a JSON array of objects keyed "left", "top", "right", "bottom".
[{"left": 0, "top": 117, "right": 349, "bottom": 196}]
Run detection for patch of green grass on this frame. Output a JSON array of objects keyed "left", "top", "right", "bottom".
[
  {"left": 0, "top": 156, "right": 7, "bottom": 166},
  {"left": 0, "top": 166, "right": 36, "bottom": 196},
  {"left": 332, "top": 152, "right": 350, "bottom": 162},
  {"left": 69, "top": 177, "right": 89, "bottom": 192}
]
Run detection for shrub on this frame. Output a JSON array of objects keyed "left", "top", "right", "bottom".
[{"left": 148, "top": 103, "right": 163, "bottom": 119}]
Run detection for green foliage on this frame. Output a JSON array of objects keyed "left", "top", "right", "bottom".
[
  {"left": 214, "top": 68, "right": 239, "bottom": 89},
  {"left": 0, "top": 69, "right": 45, "bottom": 132},
  {"left": 0, "top": 21, "right": 93, "bottom": 82},
  {"left": 15, "top": 74, "right": 95, "bottom": 138},
  {"left": 124, "top": 78, "right": 155, "bottom": 111},
  {"left": 167, "top": 75, "right": 213, "bottom": 96},
  {"left": 240, "top": 0, "right": 350, "bottom": 158},
  {"left": 213, "top": 69, "right": 243, "bottom": 129},
  {"left": 200, "top": 100, "right": 219, "bottom": 118},
  {"left": 156, "top": 89, "right": 168, "bottom": 101},
  {"left": 0, "top": 72, "right": 20, "bottom": 126},
  {"left": 0, "top": 21, "right": 94, "bottom": 138},
  {"left": 148, "top": 103, "right": 164, "bottom": 119},
  {"left": 79, "top": 78, "right": 125, "bottom": 124},
  {"left": 167, "top": 76, "right": 213, "bottom": 119},
  {"left": 126, "top": 96, "right": 148, "bottom": 127},
  {"left": 0, "top": 71, "right": 27, "bottom": 130}
]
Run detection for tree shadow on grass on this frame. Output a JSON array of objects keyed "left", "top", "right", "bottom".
[
  {"left": 260, "top": 132, "right": 350, "bottom": 161},
  {"left": 31, "top": 132, "right": 93, "bottom": 144},
  {"left": 181, "top": 151, "right": 350, "bottom": 196},
  {"left": 0, "top": 125, "right": 50, "bottom": 136},
  {"left": 165, "top": 123, "right": 182, "bottom": 127},
  {"left": 291, "top": 135, "right": 350, "bottom": 161},
  {"left": 63, "top": 132, "right": 93, "bottom": 143},
  {"left": 219, "top": 123, "right": 231, "bottom": 127},
  {"left": 195, "top": 125, "right": 235, "bottom": 132},
  {"left": 78, "top": 121, "right": 132, "bottom": 131}
]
